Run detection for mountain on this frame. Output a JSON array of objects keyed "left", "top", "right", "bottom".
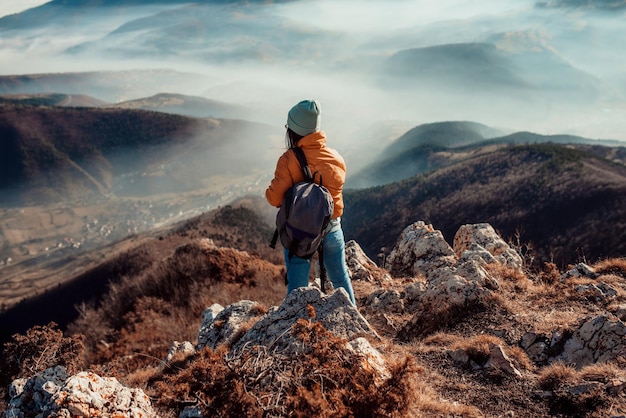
[
  {"left": 0, "top": 70, "right": 209, "bottom": 103},
  {"left": 537, "top": 0, "right": 626, "bottom": 10},
  {"left": 0, "top": 197, "right": 284, "bottom": 344},
  {"left": 110, "top": 93, "right": 250, "bottom": 119},
  {"left": 343, "top": 142, "right": 626, "bottom": 268},
  {"left": 0, "top": 93, "right": 107, "bottom": 107},
  {"left": 0, "top": 102, "right": 277, "bottom": 206},
  {"left": 382, "top": 42, "right": 603, "bottom": 104},
  {"left": 348, "top": 121, "right": 625, "bottom": 188},
  {"left": 3, "top": 195, "right": 626, "bottom": 417}
]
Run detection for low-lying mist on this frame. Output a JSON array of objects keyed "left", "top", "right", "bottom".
[{"left": 1, "top": 0, "right": 625, "bottom": 173}]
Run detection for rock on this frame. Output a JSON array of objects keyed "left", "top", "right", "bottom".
[
  {"left": 346, "top": 337, "right": 391, "bottom": 384},
  {"left": 561, "top": 263, "right": 598, "bottom": 281},
  {"left": 52, "top": 372, "right": 154, "bottom": 417},
  {"left": 345, "top": 240, "right": 391, "bottom": 282},
  {"left": 484, "top": 344, "right": 522, "bottom": 377},
  {"left": 364, "top": 289, "right": 404, "bottom": 314},
  {"left": 6, "top": 365, "right": 68, "bottom": 415},
  {"left": 453, "top": 223, "right": 523, "bottom": 270},
  {"left": 387, "top": 221, "right": 456, "bottom": 278},
  {"left": 551, "top": 316, "right": 626, "bottom": 368},
  {"left": 165, "top": 340, "right": 195, "bottom": 364},
  {"left": 6, "top": 367, "right": 154, "bottom": 417},
  {"left": 575, "top": 283, "right": 618, "bottom": 301},
  {"left": 197, "top": 300, "right": 263, "bottom": 350},
  {"left": 232, "top": 287, "right": 379, "bottom": 354}
]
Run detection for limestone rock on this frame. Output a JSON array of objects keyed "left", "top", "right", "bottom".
[
  {"left": 345, "top": 240, "right": 391, "bottom": 282},
  {"left": 387, "top": 221, "right": 456, "bottom": 278},
  {"left": 232, "top": 287, "right": 379, "bottom": 354},
  {"left": 453, "top": 223, "right": 523, "bottom": 270},
  {"left": 197, "top": 300, "right": 263, "bottom": 350},
  {"left": 561, "top": 263, "right": 598, "bottom": 281},
  {"left": 551, "top": 316, "right": 626, "bottom": 368},
  {"left": 364, "top": 289, "right": 404, "bottom": 314},
  {"left": 576, "top": 283, "right": 618, "bottom": 301},
  {"left": 165, "top": 340, "right": 195, "bottom": 364},
  {"left": 484, "top": 344, "right": 522, "bottom": 377},
  {"left": 6, "top": 366, "right": 68, "bottom": 416},
  {"left": 6, "top": 367, "right": 154, "bottom": 417},
  {"left": 346, "top": 337, "right": 391, "bottom": 384}
]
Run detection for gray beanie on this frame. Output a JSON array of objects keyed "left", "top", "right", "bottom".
[{"left": 287, "top": 99, "right": 321, "bottom": 136}]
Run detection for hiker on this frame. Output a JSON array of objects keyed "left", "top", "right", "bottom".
[{"left": 265, "top": 99, "right": 356, "bottom": 305}]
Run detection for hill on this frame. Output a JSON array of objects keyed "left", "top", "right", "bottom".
[
  {"left": 0, "top": 93, "right": 107, "bottom": 107},
  {"left": 109, "top": 92, "right": 250, "bottom": 119},
  {"left": 348, "top": 121, "right": 626, "bottom": 188},
  {"left": 0, "top": 197, "right": 283, "bottom": 344},
  {"left": 343, "top": 143, "right": 626, "bottom": 268},
  {"left": 0, "top": 102, "right": 277, "bottom": 206},
  {"left": 2, "top": 208, "right": 626, "bottom": 417},
  {"left": 0, "top": 70, "right": 208, "bottom": 103},
  {"left": 381, "top": 42, "right": 603, "bottom": 105}
]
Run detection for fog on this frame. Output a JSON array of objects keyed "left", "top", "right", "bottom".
[{"left": 1, "top": 0, "right": 626, "bottom": 172}]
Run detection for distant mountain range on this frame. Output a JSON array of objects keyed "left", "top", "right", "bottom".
[
  {"left": 347, "top": 121, "right": 624, "bottom": 188},
  {"left": 382, "top": 42, "right": 603, "bottom": 104},
  {"left": 537, "top": 0, "right": 626, "bottom": 10},
  {"left": 0, "top": 71, "right": 209, "bottom": 103}
]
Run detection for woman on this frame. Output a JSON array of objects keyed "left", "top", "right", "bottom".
[{"left": 265, "top": 99, "right": 356, "bottom": 305}]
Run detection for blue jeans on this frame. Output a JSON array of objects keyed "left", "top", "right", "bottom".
[{"left": 284, "top": 226, "right": 356, "bottom": 305}]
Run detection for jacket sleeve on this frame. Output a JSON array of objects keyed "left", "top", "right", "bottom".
[{"left": 265, "top": 152, "right": 293, "bottom": 207}]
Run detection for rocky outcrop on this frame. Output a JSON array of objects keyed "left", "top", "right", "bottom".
[
  {"left": 384, "top": 222, "right": 514, "bottom": 339},
  {"left": 453, "top": 223, "right": 523, "bottom": 269},
  {"left": 5, "top": 366, "right": 155, "bottom": 417},
  {"left": 230, "top": 287, "right": 379, "bottom": 354},
  {"left": 345, "top": 240, "right": 391, "bottom": 282},
  {"left": 197, "top": 300, "right": 264, "bottom": 350},
  {"left": 553, "top": 316, "right": 626, "bottom": 369}
]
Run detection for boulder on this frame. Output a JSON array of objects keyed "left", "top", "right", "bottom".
[
  {"left": 453, "top": 223, "right": 523, "bottom": 270},
  {"left": 197, "top": 300, "right": 264, "bottom": 350},
  {"left": 345, "top": 240, "right": 391, "bottom": 282},
  {"left": 551, "top": 316, "right": 626, "bottom": 368},
  {"left": 387, "top": 221, "right": 456, "bottom": 278},
  {"left": 6, "top": 367, "right": 155, "bottom": 417},
  {"left": 561, "top": 263, "right": 599, "bottom": 281},
  {"left": 232, "top": 287, "right": 379, "bottom": 354}
]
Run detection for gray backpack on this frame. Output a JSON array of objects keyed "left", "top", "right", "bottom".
[{"left": 270, "top": 147, "right": 334, "bottom": 260}]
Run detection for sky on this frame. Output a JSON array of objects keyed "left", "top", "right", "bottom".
[
  {"left": 0, "top": 0, "right": 50, "bottom": 18},
  {"left": 0, "top": 0, "right": 624, "bottom": 146}
]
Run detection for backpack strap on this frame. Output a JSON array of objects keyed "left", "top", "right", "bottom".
[{"left": 292, "top": 147, "right": 323, "bottom": 186}]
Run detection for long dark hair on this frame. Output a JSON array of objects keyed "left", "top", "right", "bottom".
[{"left": 285, "top": 127, "right": 304, "bottom": 149}]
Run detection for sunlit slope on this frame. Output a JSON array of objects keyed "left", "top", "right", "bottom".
[
  {"left": 348, "top": 121, "right": 624, "bottom": 188},
  {"left": 343, "top": 143, "right": 626, "bottom": 267},
  {"left": 0, "top": 103, "right": 277, "bottom": 206}
]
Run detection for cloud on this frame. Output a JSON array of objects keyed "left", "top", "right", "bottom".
[
  {"left": 0, "top": 0, "right": 625, "bottom": 146},
  {"left": 0, "top": 1, "right": 50, "bottom": 19}
]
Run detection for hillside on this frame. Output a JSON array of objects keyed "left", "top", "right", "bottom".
[
  {"left": 0, "top": 93, "right": 107, "bottom": 107},
  {"left": 0, "top": 102, "right": 277, "bottom": 206},
  {"left": 2, "top": 207, "right": 626, "bottom": 417},
  {"left": 348, "top": 121, "right": 625, "bottom": 189},
  {"left": 109, "top": 93, "right": 250, "bottom": 119},
  {"left": 0, "top": 198, "right": 283, "bottom": 344},
  {"left": 343, "top": 143, "right": 626, "bottom": 268},
  {"left": 0, "top": 71, "right": 208, "bottom": 103}
]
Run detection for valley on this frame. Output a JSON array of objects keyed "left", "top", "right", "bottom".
[{"left": 0, "top": 174, "right": 269, "bottom": 311}]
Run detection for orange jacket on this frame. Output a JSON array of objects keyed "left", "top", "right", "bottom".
[{"left": 265, "top": 131, "right": 346, "bottom": 219}]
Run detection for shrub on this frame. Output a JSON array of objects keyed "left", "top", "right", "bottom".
[{"left": 0, "top": 322, "right": 86, "bottom": 384}]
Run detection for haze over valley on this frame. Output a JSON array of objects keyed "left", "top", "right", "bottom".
[{"left": 1, "top": 0, "right": 626, "bottom": 313}]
